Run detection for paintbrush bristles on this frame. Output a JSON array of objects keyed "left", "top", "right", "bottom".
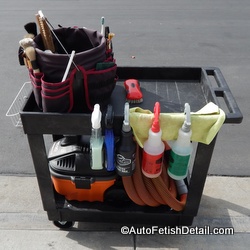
[
  {"left": 19, "top": 38, "right": 34, "bottom": 49},
  {"left": 19, "top": 38, "right": 35, "bottom": 70},
  {"left": 24, "top": 22, "right": 37, "bottom": 37}
]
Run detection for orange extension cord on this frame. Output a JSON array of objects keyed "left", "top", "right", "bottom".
[{"left": 122, "top": 144, "right": 187, "bottom": 211}]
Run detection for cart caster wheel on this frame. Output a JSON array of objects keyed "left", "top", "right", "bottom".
[{"left": 53, "top": 220, "right": 75, "bottom": 229}]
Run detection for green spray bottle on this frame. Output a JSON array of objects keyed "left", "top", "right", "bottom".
[
  {"left": 168, "top": 103, "right": 193, "bottom": 180},
  {"left": 90, "top": 104, "right": 104, "bottom": 170}
]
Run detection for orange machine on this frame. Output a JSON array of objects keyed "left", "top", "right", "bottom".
[{"left": 48, "top": 136, "right": 116, "bottom": 202}]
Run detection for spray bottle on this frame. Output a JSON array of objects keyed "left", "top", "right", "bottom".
[
  {"left": 142, "top": 102, "right": 165, "bottom": 178},
  {"left": 104, "top": 105, "right": 115, "bottom": 172},
  {"left": 90, "top": 104, "right": 104, "bottom": 170},
  {"left": 116, "top": 102, "right": 136, "bottom": 176},
  {"left": 168, "top": 103, "right": 193, "bottom": 180}
]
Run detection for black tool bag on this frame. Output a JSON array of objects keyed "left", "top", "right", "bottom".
[{"left": 28, "top": 27, "right": 117, "bottom": 113}]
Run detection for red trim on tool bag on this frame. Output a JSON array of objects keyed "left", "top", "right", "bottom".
[
  {"left": 81, "top": 66, "right": 93, "bottom": 111},
  {"left": 77, "top": 64, "right": 117, "bottom": 111},
  {"left": 40, "top": 72, "right": 74, "bottom": 112},
  {"left": 29, "top": 70, "right": 44, "bottom": 110},
  {"left": 41, "top": 90, "right": 71, "bottom": 99},
  {"left": 42, "top": 84, "right": 70, "bottom": 94},
  {"left": 41, "top": 78, "right": 70, "bottom": 90},
  {"left": 41, "top": 90, "right": 73, "bottom": 113},
  {"left": 29, "top": 70, "right": 43, "bottom": 89}
]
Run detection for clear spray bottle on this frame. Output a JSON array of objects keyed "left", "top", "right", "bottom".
[
  {"left": 90, "top": 104, "right": 104, "bottom": 170},
  {"left": 168, "top": 103, "right": 193, "bottom": 180},
  {"left": 142, "top": 102, "right": 165, "bottom": 178}
]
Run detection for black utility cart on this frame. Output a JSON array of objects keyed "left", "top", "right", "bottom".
[{"left": 20, "top": 67, "right": 243, "bottom": 229}]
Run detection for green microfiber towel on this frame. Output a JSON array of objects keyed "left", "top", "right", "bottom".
[{"left": 129, "top": 102, "right": 226, "bottom": 147}]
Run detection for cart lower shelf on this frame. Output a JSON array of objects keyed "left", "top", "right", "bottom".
[{"left": 50, "top": 192, "right": 194, "bottom": 228}]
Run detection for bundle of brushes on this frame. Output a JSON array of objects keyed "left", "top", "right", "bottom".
[
  {"left": 18, "top": 22, "right": 37, "bottom": 66},
  {"left": 19, "top": 10, "right": 58, "bottom": 75},
  {"left": 19, "top": 22, "right": 40, "bottom": 74},
  {"left": 19, "top": 37, "right": 39, "bottom": 73}
]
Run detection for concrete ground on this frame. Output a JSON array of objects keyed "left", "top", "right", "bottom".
[
  {"left": 0, "top": 175, "right": 249, "bottom": 249},
  {"left": 0, "top": 0, "right": 249, "bottom": 249}
]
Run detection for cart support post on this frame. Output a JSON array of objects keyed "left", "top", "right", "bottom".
[
  {"left": 27, "top": 134, "right": 57, "bottom": 211},
  {"left": 184, "top": 136, "right": 217, "bottom": 215}
]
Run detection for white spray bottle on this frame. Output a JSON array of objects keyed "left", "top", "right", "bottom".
[
  {"left": 168, "top": 103, "right": 193, "bottom": 180},
  {"left": 90, "top": 104, "right": 104, "bottom": 170}
]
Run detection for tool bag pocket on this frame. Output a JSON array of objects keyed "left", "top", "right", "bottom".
[
  {"left": 74, "top": 64, "right": 118, "bottom": 112},
  {"left": 41, "top": 74, "right": 74, "bottom": 113},
  {"left": 29, "top": 70, "right": 43, "bottom": 110},
  {"left": 38, "top": 63, "right": 117, "bottom": 113}
]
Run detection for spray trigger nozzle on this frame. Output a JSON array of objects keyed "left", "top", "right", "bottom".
[
  {"left": 122, "top": 102, "right": 131, "bottom": 132},
  {"left": 182, "top": 103, "right": 191, "bottom": 132},
  {"left": 151, "top": 102, "right": 161, "bottom": 133},
  {"left": 91, "top": 104, "right": 102, "bottom": 129}
]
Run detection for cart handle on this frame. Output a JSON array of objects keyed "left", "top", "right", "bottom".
[{"left": 205, "top": 67, "right": 243, "bottom": 124}]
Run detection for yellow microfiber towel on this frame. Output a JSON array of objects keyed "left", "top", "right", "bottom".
[{"left": 129, "top": 102, "right": 226, "bottom": 147}]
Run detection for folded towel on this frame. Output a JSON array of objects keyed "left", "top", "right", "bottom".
[{"left": 129, "top": 102, "right": 225, "bottom": 147}]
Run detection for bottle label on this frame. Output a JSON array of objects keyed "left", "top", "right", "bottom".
[
  {"left": 142, "top": 152, "right": 163, "bottom": 175},
  {"left": 116, "top": 153, "right": 136, "bottom": 176},
  {"left": 168, "top": 151, "right": 190, "bottom": 177}
]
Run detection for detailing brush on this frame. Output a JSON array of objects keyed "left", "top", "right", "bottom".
[
  {"left": 36, "top": 11, "right": 55, "bottom": 52},
  {"left": 18, "top": 22, "right": 37, "bottom": 66},
  {"left": 25, "top": 46, "right": 40, "bottom": 74},
  {"left": 19, "top": 37, "right": 40, "bottom": 74},
  {"left": 24, "top": 22, "right": 37, "bottom": 38},
  {"left": 19, "top": 37, "right": 35, "bottom": 70},
  {"left": 19, "top": 37, "right": 34, "bottom": 49},
  {"left": 100, "top": 16, "right": 105, "bottom": 36},
  {"left": 124, "top": 79, "right": 143, "bottom": 103}
]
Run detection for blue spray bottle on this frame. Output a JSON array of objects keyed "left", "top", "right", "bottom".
[{"left": 104, "top": 105, "right": 115, "bottom": 171}]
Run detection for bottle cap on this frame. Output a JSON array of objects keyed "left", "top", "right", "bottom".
[{"left": 151, "top": 102, "right": 161, "bottom": 133}]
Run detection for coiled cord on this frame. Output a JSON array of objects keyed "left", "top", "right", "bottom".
[{"left": 122, "top": 144, "right": 187, "bottom": 211}]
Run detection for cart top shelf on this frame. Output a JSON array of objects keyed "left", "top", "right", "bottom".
[{"left": 21, "top": 67, "right": 243, "bottom": 135}]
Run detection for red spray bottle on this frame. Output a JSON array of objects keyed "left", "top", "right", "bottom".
[{"left": 142, "top": 102, "right": 165, "bottom": 178}]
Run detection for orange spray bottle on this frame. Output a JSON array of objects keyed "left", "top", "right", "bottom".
[{"left": 142, "top": 102, "right": 165, "bottom": 178}]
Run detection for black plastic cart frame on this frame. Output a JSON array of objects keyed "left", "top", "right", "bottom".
[{"left": 20, "top": 67, "right": 243, "bottom": 227}]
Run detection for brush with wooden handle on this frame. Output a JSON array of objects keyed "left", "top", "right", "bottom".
[
  {"left": 19, "top": 38, "right": 40, "bottom": 74},
  {"left": 19, "top": 37, "right": 34, "bottom": 70},
  {"left": 19, "top": 37, "right": 34, "bottom": 49},
  {"left": 36, "top": 12, "right": 55, "bottom": 52},
  {"left": 18, "top": 23, "right": 37, "bottom": 66},
  {"left": 24, "top": 22, "right": 37, "bottom": 38},
  {"left": 25, "top": 46, "right": 40, "bottom": 74}
]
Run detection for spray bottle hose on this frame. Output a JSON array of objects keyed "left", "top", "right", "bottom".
[{"left": 122, "top": 144, "right": 187, "bottom": 211}]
